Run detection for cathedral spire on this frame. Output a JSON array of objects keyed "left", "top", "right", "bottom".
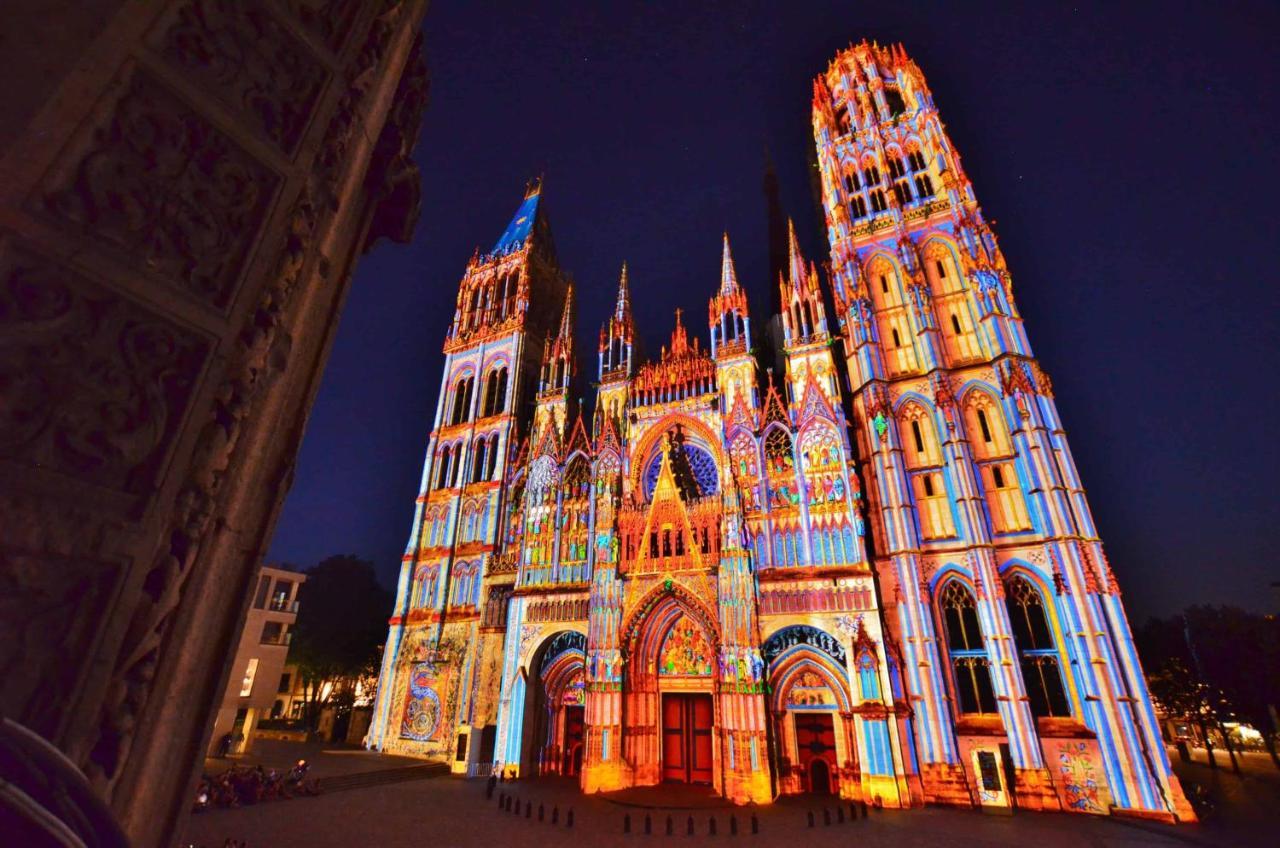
[
  {"left": 710, "top": 233, "right": 751, "bottom": 359},
  {"left": 600, "top": 264, "right": 635, "bottom": 381},
  {"left": 779, "top": 219, "right": 828, "bottom": 346},
  {"left": 615, "top": 261, "right": 631, "bottom": 322},
  {"left": 786, "top": 218, "right": 809, "bottom": 292},
  {"left": 541, "top": 283, "right": 576, "bottom": 394},
  {"left": 719, "top": 232, "right": 739, "bottom": 295},
  {"left": 558, "top": 282, "right": 575, "bottom": 343}
]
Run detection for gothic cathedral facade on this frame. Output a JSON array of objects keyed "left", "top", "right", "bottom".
[{"left": 367, "top": 42, "right": 1193, "bottom": 821}]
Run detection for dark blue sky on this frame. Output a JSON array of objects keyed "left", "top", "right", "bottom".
[{"left": 269, "top": 1, "right": 1279, "bottom": 621}]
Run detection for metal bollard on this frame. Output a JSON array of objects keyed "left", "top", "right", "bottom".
[
  {"left": 823, "top": 808, "right": 831, "bottom": 826},
  {"left": 644, "top": 813, "right": 652, "bottom": 835},
  {"left": 751, "top": 814, "right": 759, "bottom": 835},
  {"left": 837, "top": 806, "right": 844, "bottom": 824},
  {"left": 807, "top": 810, "right": 815, "bottom": 828},
  {"left": 666, "top": 815, "right": 673, "bottom": 836},
  {"left": 526, "top": 801, "right": 531, "bottom": 819},
  {"left": 730, "top": 814, "right": 738, "bottom": 835},
  {"left": 708, "top": 816, "right": 717, "bottom": 836},
  {"left": 624, "top": 813, "right": 631, "bottom": 834},
  {"left": 552, "top": 806, "right": 559, "bottom": 825},
  {"left": 568, "top": 808, "right": 574, "bottom": 828},
  {"left": 687, "top": 816, "right": 695, "bottom": 836},
  {"left": 538, "top": 803, "right": 544, "bottom": 821}
]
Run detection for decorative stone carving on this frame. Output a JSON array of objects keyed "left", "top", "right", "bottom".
[
  {"left": 42, "top": 72, "right": 279, "bottom": 309},
  {"left": 0, "top": 243, "right": 211, "bottom": 495},
  {"left": 281, "top": 0, "right": 362, "bottom": 51},
  {"left": 156, "top": 0, "right": 328, "bottom": 153},
  {"left": 0, "top": 494, "right": 122, "bottom": 740}
]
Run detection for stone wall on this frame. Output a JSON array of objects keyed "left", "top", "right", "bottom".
[{"left": 0, "top": 1, "right": 430, "bottom": 843}]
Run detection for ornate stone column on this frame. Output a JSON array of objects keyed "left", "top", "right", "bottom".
[{"left": 0, "top": 2, "right": 430, "bottom": 844}]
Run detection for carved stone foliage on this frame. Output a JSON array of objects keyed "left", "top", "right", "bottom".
[
  {"left": 42, "top": 72, "right": 279, "bottom": 310},
  {"left": 0, "top": 244, "right": 210, "bottom": 496},
  {"left": 156, "top": 0, "right": 328, "bottom": 154},
  {"left": 281, "top": 0, "right": 362, "bottom": 51}
]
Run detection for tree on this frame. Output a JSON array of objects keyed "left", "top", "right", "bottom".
[
  {"left": 1138, "top": 606, "right": 1280, "bottom": 771},
  {"left": 289, "top": 555, "right": 392, "bottom": 734}
]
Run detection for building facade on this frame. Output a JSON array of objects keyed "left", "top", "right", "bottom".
[
  {"left": 368, "top": 42, "right": 1193, "bottom": 821},
  {"left": 207, "top": 565, "right": 305, "bottom": 756}
]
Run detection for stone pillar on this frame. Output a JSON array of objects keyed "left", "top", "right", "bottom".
[{"left": 0, "top": 2, "right": 429, "bottom": 844}]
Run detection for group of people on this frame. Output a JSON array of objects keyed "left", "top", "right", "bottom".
[{"left": 193, "top": 760, "right": 318, "bottom": 811}]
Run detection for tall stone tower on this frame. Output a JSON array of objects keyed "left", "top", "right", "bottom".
[
  {"left": 813, "top": 41, "right": 1192, "bottom": 818},
  {"left": 367, "top": 181, "right": 570, "bottom": 773}
]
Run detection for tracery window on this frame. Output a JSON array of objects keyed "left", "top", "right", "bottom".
[
  {"left": 940, "top": 582, "right": 997, "bottom": 714},
  {"left": 799, "top": 426, "right": 846, "bottom": 506},
  {"left": 729, "top": 431, "right": 762, "bottom": 512},
  {"left": 1005, "top": 576, "right": 1070, "bottom": 717},
  {"left": 764, "top": 427, "right": 800, "bottom": 511}
]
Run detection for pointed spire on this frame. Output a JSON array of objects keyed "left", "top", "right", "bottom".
[
  {"left": 558, "top": 283, "right": 575, "bottom": 341},
  {"left": 615, "top": 262, "right": 630, "bottom": 321},
  {"left": 787, "top": 218, "right": 808, "bottom": 289},
  {"left": 720, "top": 233, "right": 739, "bottom": 294}
]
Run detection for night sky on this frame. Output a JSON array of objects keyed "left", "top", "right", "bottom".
[{"left": 268, "top": 1, "right": 1279, "bottom": 621}]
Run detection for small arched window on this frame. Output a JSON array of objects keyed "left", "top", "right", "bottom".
[
  {"left": 964, "top": 392, "right": 1013, "bottom": 460},
  {"left": 448, "top": 445, "right": 461, "bottom": 487},
  {"left": 486, "top": 435, "right": 500, "bottom": 480},
  {"left": 900, "top": 405, "right": 941, "bottom": 468},
  {"left": 940, "top": 582, "right": 997, "bottom": 714},
  {"left": 435, "top": 446, "right": 452, "bottom": 489},
  {"left": 1005, "top": 575, "right": 1071, "bottom": 717},
  {"left": 472, "top": 438, "right": 488, "bottom": 483}
]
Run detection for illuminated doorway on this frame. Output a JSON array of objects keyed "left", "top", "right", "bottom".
[{"left": 662, "top": 693, "right": 713, "bottom": 784}]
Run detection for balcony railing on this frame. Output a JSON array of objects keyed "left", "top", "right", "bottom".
[{"left": 268, "top": 597, "right": 298, "bottom": 613}]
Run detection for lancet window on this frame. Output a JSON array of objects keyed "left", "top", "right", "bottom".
[
  {"left": 940, "top": 582, "right": 997, "bottom": 715},
  {"left": 1004, "top": 575, "right": 1071, "bottom": 718},
  {"left": 799, "top": 426, "right": 846, "bottom": 507},
  {"left": 481, "top": 366, "right": 508, "bottom": 417},
  {"left": 450, "top": 375, "right": 474, "bottom": 425},
  {"left": 924, "top": 242, "right": 980, "bottom": 363}
]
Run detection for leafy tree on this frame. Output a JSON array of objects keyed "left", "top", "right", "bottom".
[
  {"left": 289, "top": 555, "right": 391, "bottom": 733},
  {"left": 1138, "top": 606, "right": 1280, "bottom": 771}
]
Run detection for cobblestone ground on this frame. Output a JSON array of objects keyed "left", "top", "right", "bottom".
[{"left": 180, "top": 769, "right": 1260, "bottom": 848}]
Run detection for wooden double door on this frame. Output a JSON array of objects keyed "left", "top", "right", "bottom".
[{"left": 662, "top": 693, "right": 713, "bottom": 784}]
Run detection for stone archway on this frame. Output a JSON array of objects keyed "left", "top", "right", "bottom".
[
  {"left": 762, "top": 625, "right": 857, "bottom": 798},
  {"left": 620, "top": 587, "right": 719, "bottom": 787},
  {"left": 518, "top": 631, "right": 586, "bottom": 777}
]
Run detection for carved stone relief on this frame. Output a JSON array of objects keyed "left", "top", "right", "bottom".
[
  {"left": 0, "top": 242, "right": 211, "bottom": 496},
  {"left": 155, "top": 0, "right": 328, "bottom": 154},
  {"left": 41, "top": 71, "right": 280, "bottom": 310}
]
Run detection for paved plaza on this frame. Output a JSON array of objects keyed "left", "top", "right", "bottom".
[{"left": 181, "top": 745, "right": 1277, "bottom": 848}]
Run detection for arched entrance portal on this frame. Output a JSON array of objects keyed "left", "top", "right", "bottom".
[
  {"left": 621, "top": 588, "right": 719, "bottom": 788},
  {"left": 763, "top": 625, "right": 856, "bottom": 797},
  {"left": 520, "top": 631, "right": 586, "bottom": 777}
]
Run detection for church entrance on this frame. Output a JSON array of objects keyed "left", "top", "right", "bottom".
[
  {"left": 662, "top": 693, "right": 713, "bottom": 784},
  {"left": 794, "top": 713, "right": 837, "bottom": 794},
  {"left": 562, "top": 705, "right": 585, "bottom": 776}
]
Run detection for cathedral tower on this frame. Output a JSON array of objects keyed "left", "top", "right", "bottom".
[
  {"left": 368, "top": 181, "right": 570, "bottom": 773},
  {"left": 813, "top": 41, "right": 1192, "bottom": 819}
]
